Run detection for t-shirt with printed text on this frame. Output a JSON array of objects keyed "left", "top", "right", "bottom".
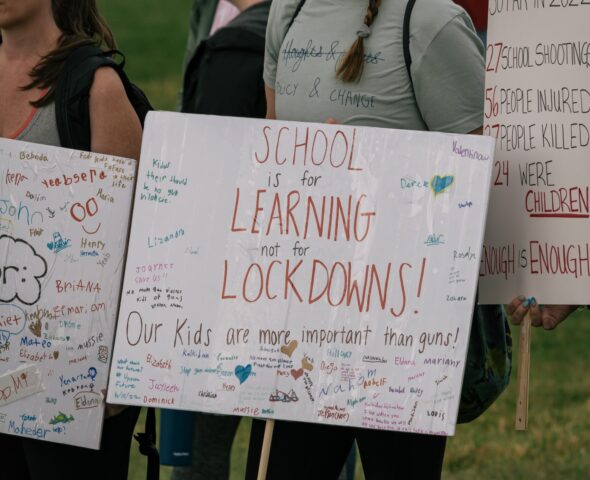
[{"left": 264, "top": 0, "right": 485, "bottom": 133}]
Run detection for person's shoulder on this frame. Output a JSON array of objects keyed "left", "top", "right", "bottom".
[
  {"left": 91, "top": 65, "right": 123, "bottom": 88},
  {"left": 89, "top": 66, "right": 127, "bottom": 103},
  {"left": 271, "top": 0, "right": 302, "bottom": 13},
  {"left": 268, "top": 0, "right": 304, "bottom": 30},
  {"left": 266, "top": 0, "right": 304, "bottom": 58},
  {"left": 411, "top": 0, "right": 467, "bottom": 41},
  {"left": 409, "top": 0, "right": 473, "bottom": 54},
  {"left": 88, "top": 65, "right": 142, "bottom": 160}
]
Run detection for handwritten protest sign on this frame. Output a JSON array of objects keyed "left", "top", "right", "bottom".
[
  {"left": 480, "top": 2, "right": 590, "bottom": 303},
  {"left": 0, "top": 138, "right": 135, "bottom": 449},
  {"left": 108, "top": 112, "right": 494, "bottom": 435}
]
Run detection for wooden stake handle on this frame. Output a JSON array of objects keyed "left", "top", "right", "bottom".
[
  {"left": 257, "top": 419, "right": 275, "bottom": 480},
  {"left": 515, "top": 312, "right": 532, "bottom": 431}
]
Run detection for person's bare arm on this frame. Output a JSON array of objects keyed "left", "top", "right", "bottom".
[
  {"left": 89, "top": 67, "right": 142, "bottom": 419},
  {"left": 89, "top": 67, "right": 142, "bottom": 161}
]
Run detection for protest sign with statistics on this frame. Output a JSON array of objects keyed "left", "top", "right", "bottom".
[{"left": 480, "top": 1, "right": 590, "bottom": 303}]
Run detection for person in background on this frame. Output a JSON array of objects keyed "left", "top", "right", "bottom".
[
  {"left": 177, "top": 0, "right": 238, "bottom": 108},
  {"left": 181, "top": 0, "right": 269, "bottom": 118},
  {"left": 181, "top": 0, "right": 219, "bottom": 75},
  {"left": 0, "top": 1, "right": 142, "bottom": 479},
  {"left": 454, "top": 0, "right": 487, "bottom": 44}
]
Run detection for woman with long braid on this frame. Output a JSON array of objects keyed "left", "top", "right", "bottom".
[{"left": 245, "top": 0, "right": 488, "bottom": 478}]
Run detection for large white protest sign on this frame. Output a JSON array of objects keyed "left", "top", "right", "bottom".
[
  {"left": 0, "top": 138, "right": 135, "bottom": 449},
  {"left": 479, "top": 3, "right": 590, "bottom": 303},
  {"left": 108, "top": 112, "right": 494, "bottom": 436}
]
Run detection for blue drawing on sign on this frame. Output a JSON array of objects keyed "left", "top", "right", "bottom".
[
  {"left": 234, "top": 364, "right": 252, "bottom": 384},
  {"left": 400, "top": 177, "right": 429, "bottom": 189},
  {"left": 47, "top": 232, "right": 71, "bottom": 253},
  {"left": 425, "top": 234, "right": 445, "bottom": 247},
  {"left": 269, "top": 389, "right": 299, "bottom": 403},
  {"left": 431, "top": 175, "right": 454, "bottom": 195}
]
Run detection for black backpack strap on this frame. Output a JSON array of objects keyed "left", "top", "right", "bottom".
[
  {"left": 403, "top": 0, "right": 417, "bottom": 85},
  {"left": 181, "top": 39, "right": 209, "bottom": 113},
  {"left": 104, "top": 50, "right": 153, "bottom": 129},
  {"left": 55, "top": 44, "right": 116, "bottom": 150},
  {"left": 402, "top": 0, "right": 427, "bottom": 127},
  {"left": 287, "top": 0, "right": 306, "bottom": 31},
  {"left": 134, "top": 407, "right": 160, "bottom": 480},
  {"left": 55, "top": 44, "right": 152, "bottom": 151}
]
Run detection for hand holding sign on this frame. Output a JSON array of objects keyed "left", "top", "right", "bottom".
[
  {"left": 506, "top": 297, "right": 577, "bottom": 431},
  {"left": 507, "top": 299, "right": 577, "bottom": 330}
]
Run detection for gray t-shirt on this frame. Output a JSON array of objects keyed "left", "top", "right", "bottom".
[
  {"left": 264, "top": 0, "right": 484, "bottom": 133},
  {"left": 16, "top": 102, "right": 61, "bottom": 147}
]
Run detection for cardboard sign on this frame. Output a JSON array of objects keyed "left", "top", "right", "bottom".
[
  {"left": 108, "top": 112, "right": 494, "bottom": 436},
  {"left": 0, "top": 138, "right": 135, "bottom": 449},
  {"left": 480, "top": 3, "right": 590, "bottom": 303}
]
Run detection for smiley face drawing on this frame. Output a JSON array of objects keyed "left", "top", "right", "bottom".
[{"left": 70, "top": 197, "right": 101, "bottom": 235}]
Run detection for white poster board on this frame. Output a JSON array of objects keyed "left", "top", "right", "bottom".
[
  {"left": 0, "top": 139, "right": 135, "bottom": 449},
  {"left": 480, "top": 3, "right": 590, "bottom": 303},
  {"left": 109, "top": 112, "right": 494, "bottom": 436}
]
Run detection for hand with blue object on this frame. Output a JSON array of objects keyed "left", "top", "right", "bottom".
[{"left": 507, "top": 296, "right": 577, "bottom": 330}]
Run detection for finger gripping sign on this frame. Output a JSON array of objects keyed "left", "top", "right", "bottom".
[
  {"left": 108, "top": 112, "right": 495, "bottom": 436},
  {"left": 0, "top": 138, "right": 136, "bottom": 449}
]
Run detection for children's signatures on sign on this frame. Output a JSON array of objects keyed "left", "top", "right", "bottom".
[
  {"left": 0, "top": 139, "right": 135, "bottom": 449},
  {"left": 108, "top": 113, "right": 494, "bottom": 436}
]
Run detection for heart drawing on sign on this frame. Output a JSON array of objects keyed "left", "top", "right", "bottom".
[
  {"left": 431, "top": 175, "right": 454, "bottom": 195},
  {"left": 280, "top": 340, "right": 298, "bottom": 358},
  {"left": 291, "top": 368, "right": 304, "bottom": 380},
  {"left": 235, "top": 364, "right": 252, "bottom": 385},
  {"left": 301, "top": 357, "right": 313, "bottom": 371}
]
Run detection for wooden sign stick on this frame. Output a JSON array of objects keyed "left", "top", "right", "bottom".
[
  {"left": 257, "top": 419, "right": 275, "bottom": 480},
  {"left": 515, "top": 311, "right": 532, "bottom": 431}
]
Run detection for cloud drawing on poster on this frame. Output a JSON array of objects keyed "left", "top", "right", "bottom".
[{"left": 0, "top": 235, "right": 47, "bottom": 305}]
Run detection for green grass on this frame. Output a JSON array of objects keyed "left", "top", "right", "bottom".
[
  {"left": 98, "top": 1, "right": 590, "bottom": 478},
  {"left": 99, "top": 0, "right": 193, "bottom": 110},
  {"left": 444, "top": 310, "right": 590, "bottom": 480}
]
